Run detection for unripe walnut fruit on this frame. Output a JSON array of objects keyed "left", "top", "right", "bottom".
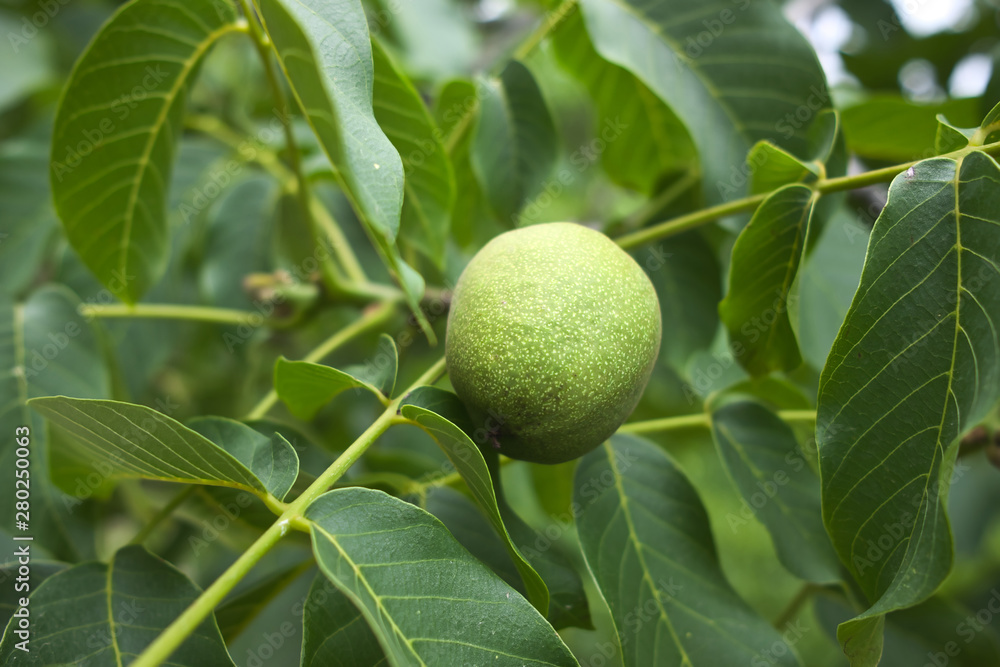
[{"left": 446, "top": 222, "right": 662, "bottom": 464}]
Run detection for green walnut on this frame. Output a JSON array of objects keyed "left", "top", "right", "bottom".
[{"left": 445, "top": 222, "right": 662, "bottom": 464}]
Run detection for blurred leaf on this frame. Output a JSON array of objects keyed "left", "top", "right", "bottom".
[
  {"left": 797, "top": 208, "right": 868, "bottom": 371},
  {"left": 399, "top": 386, "right": 550, "bottom": 616},
  {"left": 840, "top": 96, "right": 980, "bottom": 161},
  {"left": 49, "top": 0, "right": 240, "bottom": 303},
  {"left": 188, "top": 417, "right": 299, "bottom": 501},
  {"left": 710, "top": 400, "right": 840, "bottom": 583},
  {"left": 200, "top": 175, "right": 278, "bottom": 309},
  {"left": 0, "top": 137, "right": 58, "bottom": 296},
  {"left": 575, "top": 434, "right": 802, "bottom": 665},
  {"left": 372, "top": 39, "right": 455, "bottom": 268},
  {"left": 818, "top": 153, "right": 1000, "bottom": 656},
  {"left": 373, "top": 0, "right": 476, "bottom": 80},
  {"left": 217, "top": 561, "right": 313, "bottom": 642},
  {"left": 551, "top": 10, "right": 695, "bottom": 194},
  {"left": 300, "top": 572, "right": 386, "bottom": 667},
  {"left": 578, "top": 0, "right": 827, "bottom": 203},
  {"left": 720, "top": 184, "right": 816, "bottom": 376},
  {"left": 30, "top": 396, "right": 285, "bottom": 501},
  {"left": 471, "top": 60, "right": 558, "bottom": 225},
  {"left": 0, "top": 545, "right": 235, "bottom": 666},
  {"left": 0, "top": 287, "right": 107, "bottom": 562},
  {"left": 258, "top": 0, "right": 432, "bottom": 339},
  {"left": 305, "top": 487, "right": 579, "bottom": 666},
  {"left": 641, "top": 231, "right": 721, "bottom": 372},
  {"left": 0, "top": 12, "right": 56, "bottom": 112}
]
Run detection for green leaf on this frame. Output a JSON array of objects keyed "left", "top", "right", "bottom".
[
  {"left": 710, "top": 400, "right": 840, "bottom": 584},
  {"left": 747, "top": 141, "right": 820, "bottom": 195},
  {"left": 642, "top": 231, "right": 722, "bottom": 372},
  {"left": 274, "top": 333, "right": 397, "bottom": 420},
  {"left": 0, "top": 560, "right": 66, "bottom": 628},
  {"left": 840, "top": 95, "right": 981, "bottom": 161},
  {"left": 0, "top": 287, "right": 108, "bottom": 561},
  {"left": 797, "top": 207, "right": 868, "bottom": 371},
  {"left": 28, "top": 396, "right": 281, "bottom": 500},
  {"left": 471, "top": 60, "right": 558, "bottom": 224},
  {"left": 398, "top": 386, "right": 550, "bottom": 616},
  {"left": 373, "top": 0, "right": 476, "bottom": 80},
  {"left": 818, "top": 152, "right": 1000, "bottom": 651},
  {"left": 719, "top": 184, "right": 816, "bottom": 376},
  {"left": 0, "top": 137, "right": 58, "bottom": 296},
  {"left": 188, "top": 417, "right": 299, "bottom": 501},
  {"left": 200, "top": 175, "right": 279, "bottom": 309},
  {"left": 551, "top": 9, "right": 695, "bottom": 195},
  {"left": 575, "top": 434, "right": 802, "bottom": 665},
  {"left": 300, "top": 572, "right": 386, "bottom": 667},
  {"left": 49, "top": 0, "right": 240, "bottom": 303},
  {"left": 372, "top": 39, "right": 455, "bottom": 268},
  {"left": 577, "top": 0, "right": 827, "bottom": 203},
  {"left": 934, "top": 114, "right": 974, "bottom": 155},
  {"left": 216, "top": 561, "right": 313, "bottom": 642},
  {"left": 257, "top": 0, "right": 432, "bottom": 340},
  {"left": 305, "top": 487, "right": 579, "bottom": 666},
  {"left": 0, "top": 545, "right": 235, "bottom": 666}
]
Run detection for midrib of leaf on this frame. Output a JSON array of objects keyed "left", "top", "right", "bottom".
[
  {"left": 311, "top": 523, "right": 427, "bottom": 667},
  {"left": 106, "top": 555, "right": 124, "bottom": 667},
  {"left": 117, "top": 20, "right": 242, "bottom": 285},
  {"left": 603, "top": 443, "right": 692, "bottom": 667}
]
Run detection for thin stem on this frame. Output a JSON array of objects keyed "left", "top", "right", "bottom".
[
  {"left": 129, "top": 486, "right": 197, "bottom": 545},
  {"left": 773, "top": 583, "right": 821, "bottom": 629},
  {"left": 244, "top": 300, "right": 396, "bottom": 421},
  {"left": 132, "top": 356, "right": 447, "bottom": 667},
  {"left": 619, "top": 409, "right": 816, "bottom": 435},
  {"left": 618, "top": 171, "right": 699, "bottom": 232},
  {"left": 513, "top": 0, "right": 578, "bottom": 61},
  {"left": 185, "top": 113, "right": 292, "bottom": 183},
  {"left": 614, "top": 139, "right": 1000, "bottom": 250},
  {"left": 240, "top": 0, "right": 367, "bottom": 290},
  {"left": 79, "top": 303, "right": 255, "bottom": 325}
]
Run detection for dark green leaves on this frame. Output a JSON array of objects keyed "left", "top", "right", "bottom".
[
  {"left": 29, "top": 397, "right": 294, "bottom": 501},
  {"left": 305, "top": 487, "right": 579, "bottom": 666},
  {"left": 719, "top": 184, "right": 816, "bottom": 375},
  {"left": 372, "top": 39, "right": 455, "bottom": 268},
  {"left": 577, "top": 0, "right": 827, "bottom": 203},
  {"left": 818, "top": 152, "right": 1000, "bottom": 651},
  {"left": 471, "top": 61, "right": 557, "bottom": 224},
  {"left": 575, "top": 435, "right": 801, "bottom": 665},
  {"left": 0, "top": 546, "right": 234, "bottom": 666},
  {"left": 50, "top": 0, "right": 239, "bottom": 303},
  {"left": 710, "top": 401, "right": 840, "bottom": 583},
  {"left": 300, "top": 573, "right": 385, "bottom": 667}
]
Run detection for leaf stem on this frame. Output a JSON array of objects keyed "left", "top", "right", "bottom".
[
  {"left": 615, "top": 139, "right": 1000, "bottom": 250},
  {"left": 129, "top": 486, "right": 197, "bottom": 545},
  {"left": 131, "top": 355, "right": 446, "bottom": 667},
  {"left": 513, "top": 0, "right": 578, "bottom": 61},
  {"left": 618, "top": 409, "right": 816, "bottom": 435},
  {"left": 244, "top": 299, "right": 397, "bottom": 421},
  {"left": 773, "top": 583, "right": 822, "bottom": 629},
  {"left": 239, "top": 0, "right": 367, "bottom": 290},
  {"left": 79, "top": 303, "right": 255, "bottom": 325}
]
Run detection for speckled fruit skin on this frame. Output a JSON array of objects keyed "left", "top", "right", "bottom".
[{"left": 445, "top": 222, "right": 662, "bottom": 464}]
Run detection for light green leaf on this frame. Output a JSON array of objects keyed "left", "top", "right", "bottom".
[
  {"left": 374, "top": 0, "right": 476, "bottom": 80},
  {"left": 0, "top": 286, "right": 108, "bottom": 561},
  {"left": 274, "top": 333, "right": 397, "bottom": 420},
  {"left": 305, "top": 487, "right": 579, "bottom": 666},
  {"left": 719, "top": 184, "right": 816, "bottom": 376},
  {"left": 49, "top": 0, "right": 240, "bottom": 303},
  {"left": 710, "top": 400, "right": 841, "bottom": 584},
  {"left": 300, "top": 572, "right": 386, "bottom": 667},
  {"left": 577, "top": 0, "right": 827, "bottom": 203},
  {"left": 188, "top": 417, "right": 299, "bottom": 501},
  {"left": 399, "top": 386, "right": 550, "bottom": 616},
  {"left": 551, "top": 9, "right": 695, "bottom": 195},
  {"left": 29, "top": 396, "right": 281, "bottom": 500},
  {"left": 372, "top": 39, "right": 455, "bottom": 268},
  {"left": 747, "top": 141, "right": 820, "bottom": 195},
  {"left": 0, "top": 545, "right": 235, "bottom": 666},
  {"left": 575, "top": 434, "right": 802, "bottom": 665},
  {"left": 471, "top": 60, "right": 557, "bottom": 225},
  {"left": 818, "top": 152, "right": 1000, "bottom": 654},
  {"left": 934, "top": 114, "right": 974, "bottom": 155},
  {"left": 257, "top": 0, "right": 432, "bottom": 339}
]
